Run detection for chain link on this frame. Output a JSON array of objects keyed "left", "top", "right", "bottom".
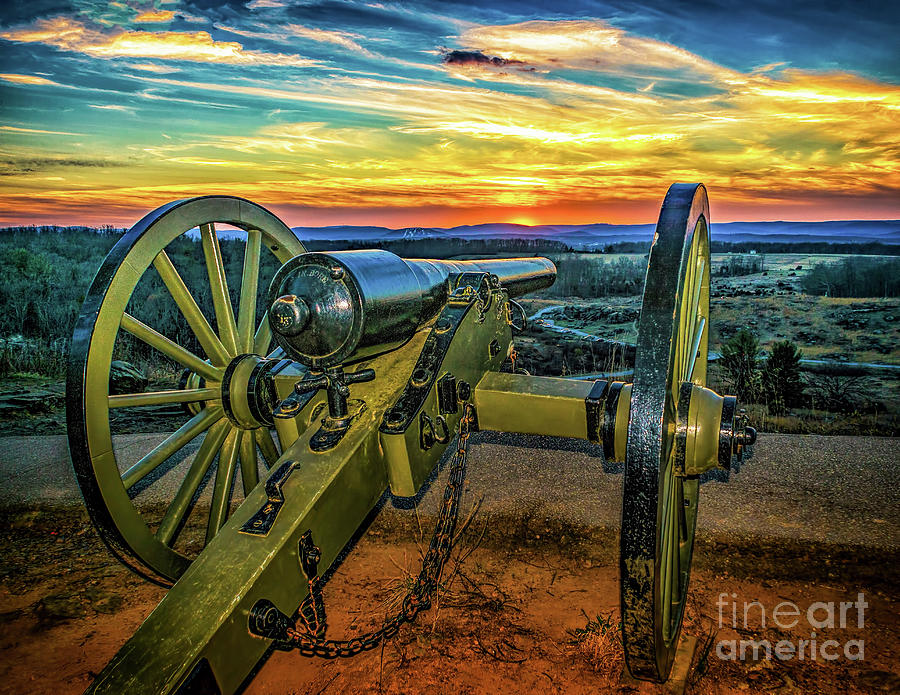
[{"left": 279, "top": 404, "right": 476, "bottom": 658}]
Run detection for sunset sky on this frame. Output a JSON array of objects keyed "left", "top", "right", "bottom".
[{"left": 0, "top": 1, "right": 898, "bottom": 228}]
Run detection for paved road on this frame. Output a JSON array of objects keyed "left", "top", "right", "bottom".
[{"left": 0, "top": 432, "right": 897, "bottom": 550}]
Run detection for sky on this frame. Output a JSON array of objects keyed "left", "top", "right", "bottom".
[{"left": 0, "top": 0, "right": 898, "bottom": 228}]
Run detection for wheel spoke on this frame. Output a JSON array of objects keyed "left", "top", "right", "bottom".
[
  {"left": 121, "top": 313, "right": 223, "bottom": 383},
  {"left": 153, "top": 251, "right": 231, "bottom": 367},
  {"left": 681, "top": 249, "right": 700, "bottom": 381},
  {"left": 253, "top": 313, "right": 272, "bottom": 356},
  {"left": 660, "top": 460, "right": 679, "bottom": 641},
  {"left": 679, "top": 254, "right": 693, "bottom": 376},
  {"left": 200, "top": 222, "right": 240, "bottom": 356},
  {"left": 206, "top": 428, "right": 241, "bottom": 543},
  {"left": 239, "top": 429, "right": 259, "bottom": 495},
  {"left": 156, "top": 419, "right": 230, "bottom": 546},
  {"left": 122, "top": 406, "right": 223, "bottom": 490},
  {"left": 255, "top": 427, "right": 280, "bottom": 468},
  {"left": 686, "top": 316, "right": 707, "bottom": 382},
  {"left": 679, "top": 486, "right": 688, "bottom": 543},
  {"left": 237, "top": 229, "right": 261, "bottom": 354},
  {"left": 689, "top": 257, "right": 705, "bottom": 329},
  {"left": 109, "top": 387, "right": 219, "bottom": 410},
  {"left": 674, "top": 478, "right": 684, "bottom": 585}
]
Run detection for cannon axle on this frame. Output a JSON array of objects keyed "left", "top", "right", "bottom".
[{"left": 475, "top": 372, "right": 753, "bottom": 476}]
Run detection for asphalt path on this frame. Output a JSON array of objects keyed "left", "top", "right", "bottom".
[{"left": 0, "top": 432, "right": 896, "bottom": 550}]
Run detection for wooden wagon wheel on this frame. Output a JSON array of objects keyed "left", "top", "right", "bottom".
[
  {"left": 621, "top": 183, "right": 711, "bottom": 680},
  {"left": 67, "top": 196, "right": 305, "bottom": 585}
]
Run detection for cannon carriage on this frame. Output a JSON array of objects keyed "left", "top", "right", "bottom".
[{"left": 67, "top": 183, "right": 754, "bottom": 693}]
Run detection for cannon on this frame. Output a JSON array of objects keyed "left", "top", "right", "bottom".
[{"left": 66, "top": 183, "right": 755, "bottom": 693}]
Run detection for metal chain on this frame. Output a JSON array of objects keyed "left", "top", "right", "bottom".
[{"left": 279, "top": 404, "right": 476, "bottom": 658}]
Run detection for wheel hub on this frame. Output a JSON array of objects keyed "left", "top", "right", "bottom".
[
  {"left": 221, "top": 354, "right": 278, "bottom": 429},
  {"left": 675, "top": 382, "right": 758, "bottom": 476}
]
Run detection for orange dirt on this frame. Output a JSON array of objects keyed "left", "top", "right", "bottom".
[{"left": 1, "top": 509, "right": 898, "bottom": 695}]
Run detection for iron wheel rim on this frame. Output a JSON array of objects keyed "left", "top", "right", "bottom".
[{"left": 620, "top": 183, "right": 711, "bottom": 681}]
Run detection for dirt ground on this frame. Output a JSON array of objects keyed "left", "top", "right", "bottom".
[{"left": 1, "top": 507, "right": 898, "bottom": 695}]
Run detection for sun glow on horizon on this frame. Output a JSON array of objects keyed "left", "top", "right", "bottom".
[{"left": 0, "top": 8, "right": 897, "bottom": 226}]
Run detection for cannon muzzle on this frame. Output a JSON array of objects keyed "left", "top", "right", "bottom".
[{"left": 267, "top": 249, "right": 555, "bottom": 368}]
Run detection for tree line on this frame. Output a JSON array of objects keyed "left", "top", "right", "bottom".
[{"left": 800, "top": 256, "right": 900, "bottom": 297}]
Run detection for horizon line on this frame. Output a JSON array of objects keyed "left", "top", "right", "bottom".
[{"left": 2, "top": 218, "right": 898, "bottom": 231}]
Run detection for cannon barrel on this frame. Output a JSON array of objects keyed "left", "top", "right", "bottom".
[{"left": 268, "top": 249, "right": 555, "bottom": 368}]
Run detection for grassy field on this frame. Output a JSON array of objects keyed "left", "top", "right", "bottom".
[
  {"left": 527, "top": 253, "right": 900, "bottom": 362},
  {"left": 519, "top": 252, "right": 900, "bottom": 435},
  {"left": 0, "top": 228, "right": 897, "bottom": 436}
]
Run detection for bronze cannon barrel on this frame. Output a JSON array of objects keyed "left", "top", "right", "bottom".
[{"left": 267, "top": 249, "right": 555, "bottom": 368}]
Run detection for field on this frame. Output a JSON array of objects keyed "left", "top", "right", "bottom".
[
  {"left": 515, "top": 252, "right": 900, "bottom": 435},
  {"left": 527, "top": 253, "right": 899, "bottom": 360},
  {"left": 0, "top": 227, "right": 897, "bottom": 437}
]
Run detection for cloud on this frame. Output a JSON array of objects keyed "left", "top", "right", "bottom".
[
  {"left": 126, "top": 62, "right": 180, "bottom": 73},
  {"left": 285, "top": 24, "right": 375, "bottom": 56},
  {"left": 457, "top": 19, "right": 739, "bottom": 82},
  {"left": 89, "top": 103, "right": 135, "bottom": 113},
  {"left": 134, "top": 10, "right": 176, "bottom": 23},
  {"left": 164, "top": 157, "right": 258, "bottom": 166},
  {"left": 0, "top": 125, "right": 83, "bottom": 136},
  {"left": 0, "top": 16, "right": 320, "bottom": 66},
  {"left": 394, "top": 121, "right": 681, "bottom": 145},
  {"left": 127, "top": 56, "right": 898, "bottom": 216},
  {"left": 0, "top": 73, "right": 60, "bottom": 86},
  {"left": 441, "top": 49, "right": 522, "bottom": 68},
  {"left": 1, "top": 11, "right": 897, "bottom": 225},
  {"left": 0, "top": 156, "right": 126, "bottom": 174}
]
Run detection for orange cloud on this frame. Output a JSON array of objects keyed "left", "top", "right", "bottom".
[
  {"left": 134, "top": 10, "right": 176, "bottom": 23},
  {"left": 58, "top": 56, "right": 900, "bottom": 218},
  {"left": 0, "top": 16, "right": 319, "bottom": 66}
]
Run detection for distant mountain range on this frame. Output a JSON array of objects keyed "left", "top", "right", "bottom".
[{"left": 292, "top": 220, "right": 899, "bottom": 249}]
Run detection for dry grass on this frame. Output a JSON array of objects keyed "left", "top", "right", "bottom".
[
  {"left": 568, "top": 610, "right": 624, "bottom": 685},
  {"left": 739, "top": 403, "right": 900, "bottom": 437},
  {"left": 567, "top": 592, "right": 719, "bottom": 689}
]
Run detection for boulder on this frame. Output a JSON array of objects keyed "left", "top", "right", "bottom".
[{"left": 109, "top": 360, "right": 148, "bottom": 395}]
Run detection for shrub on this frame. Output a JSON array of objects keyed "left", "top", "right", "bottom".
[
  {"left": 806, "top": 374, "right": 876, "bottom": 414},
  {"left": 716, "top": 254, "right": 764, "bottom": 277},
  {"left": 761, "top": 340, "right": 803, "bottom": 414},
  {"left": 720, "top": 329, "right": 761, "bottom": 402}
]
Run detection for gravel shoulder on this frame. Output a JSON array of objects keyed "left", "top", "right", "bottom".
[{"left": 1, "top": 432, "right": 897, "bottom": 551}]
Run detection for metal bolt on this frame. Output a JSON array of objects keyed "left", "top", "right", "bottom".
[
  {"left": 270, "top": 295, "right": 310, "bottom": 337},
  {"left": 411, "top": 368, "right": 430, "bottom": 386}
]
